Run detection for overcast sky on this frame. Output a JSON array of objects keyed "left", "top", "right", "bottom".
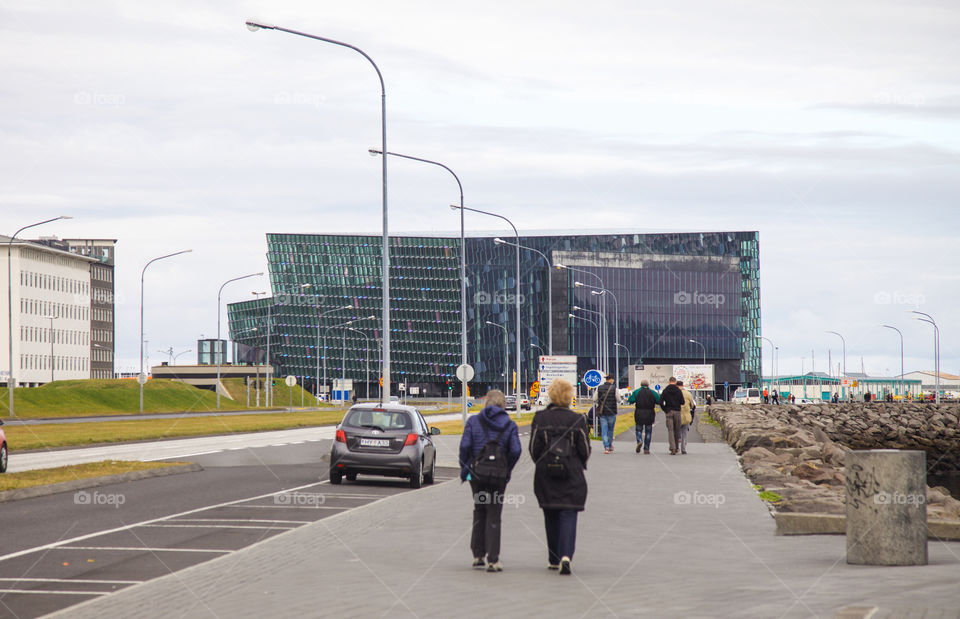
[{"left": 2, "top": 0, "right": 957, "bottom": 381}]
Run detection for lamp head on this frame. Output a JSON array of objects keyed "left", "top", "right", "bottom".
[
  {"left": 368, "top": 148, "right": 382, "bottom": 157},
  {"left": 59, "top": 215, "right": 73, "bottom": 220},
  {"left": 245, "top": 20, "right": 274, "bottom": 31},
  {"left": 573, "top": 281, "right": 583, "bottom": 287},
  {"left": 572, "top": 305, "right": 581, "bottom": 311},
  {"left": 568, "top": 313, "right": 576, "bottom": 318},
  {"left": 493, "top": 238, "right": 505, "bottom": 244},
  {"left": 555, "top": 263, "right": 567, "bottom": 269},
  {"left": 449, "top": 204, "right": 461, "bottom": 211},
  {"left": 590, "top": 290, "right": 603, "bottom": 296},
  {"left": 688, "top": 339, "right": 697, "bottom": 343}
]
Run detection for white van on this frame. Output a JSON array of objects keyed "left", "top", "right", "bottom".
[{"left": 732, "top": 388, "right": 762, "bottom": 404}]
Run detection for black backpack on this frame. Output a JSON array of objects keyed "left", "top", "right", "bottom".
[
  {"left": 471, "top": 417, "right": 510, "bottom": 487},
  {"left": 542, "top": 429, "right": 575, "bottom": 479}
]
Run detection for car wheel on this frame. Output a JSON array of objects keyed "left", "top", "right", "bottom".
[
  {"left": 329, "top": 470, "right": 342, "bottom": 485},
  {"left": 409, "top": 459, "right": 423, "bottom": 489},
  {"left": 0, "top": 443, "right": 6, "bottom": 473},
  {"left": 346, "top": 472, "right": 357, "bottom": 482},
  {"left": 423, "top": 455, "right": 436, "bottom": 485}
]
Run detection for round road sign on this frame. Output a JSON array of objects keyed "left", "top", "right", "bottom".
[
  {"left": 583, "top": 369, "right": 604, "bottom": 389},
  {"left": 137, "top": 373, "right": 148, "bottom": 385},
  {"left": 285, "top": 375, "right": 297, "bottom": 387},
  {"left": 456, "top": 363, "right": 475, "bottom": 382}
]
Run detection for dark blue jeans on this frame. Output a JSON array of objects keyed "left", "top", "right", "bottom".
[
  {"left": 635, "top": 424, "right": 653, "bottom": 450},
  {"left": 543, "top": 508, "right": 578, "bottom": 565}
]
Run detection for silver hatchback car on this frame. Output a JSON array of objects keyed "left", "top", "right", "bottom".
[{"left": 330, "top": 403, "right": 441, "bottom": 488}]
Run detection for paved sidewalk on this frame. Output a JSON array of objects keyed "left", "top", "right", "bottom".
[{"left": 57, "top": 426, "right": 960, "bottom": 618}]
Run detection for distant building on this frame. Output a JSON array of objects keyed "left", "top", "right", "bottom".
[
  {"left": 61, "top": 239, "right": 117, "bottom": 379},
  {"left": 227, "top": 230, "right": 762, "bottom": 397},
  {"left": 1, "top": 236, "right": 97, "bottom": 386},
  {"left": 899, "top": 371, "right": 960, "bottom": 398}
]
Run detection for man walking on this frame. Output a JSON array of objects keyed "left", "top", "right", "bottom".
[
  {"left": 595, "top": 374, "right": 619, "bottom": 454},
  {"left": 677, "top": 380, "right": 696, "bottom": 455},
  {"left": 659, "top": 377, "right": 685, "bottom": 455},
  {"left": 627, "top": 380, "right": 659, "bottom": 454}
]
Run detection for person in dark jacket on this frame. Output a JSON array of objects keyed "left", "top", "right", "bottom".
[
  {"left": 529, "top": 378, "right": 591, "bottom": 575},
  {"left": 627, "top": 380, "right": 659, "bottom": 454},
  {"left": 595, "top": 375, "right": 619, "bottom": 454},
  {"left": 659, "top": 377, "right": 685, "bottom": 455},
  {"left": 458, "top": 390, "right": 522, "bottom": 572}
]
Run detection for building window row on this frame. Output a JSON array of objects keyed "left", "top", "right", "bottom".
[
  {"left": 20, "top": 269, "right": 89, "bottom": 295},
  {"left": 92, "top": 328, "right": 113, "bottom": 343},
  {"left": 20, "top": 354, "right": 89, "bottom": 372},
  {"left": 21, "top": 298, "right": 90, "bottom": 321},
  {"left": 20, "top": 326, "right": 90, "bottom": 346}
]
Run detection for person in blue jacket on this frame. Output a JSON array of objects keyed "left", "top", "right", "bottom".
[{"left": 458, "top": 390, "right": 522, "bottom": 572}]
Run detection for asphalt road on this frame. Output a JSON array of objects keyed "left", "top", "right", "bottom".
[{"left": 0, "top": 440, "right": 458, "bottom": 618}]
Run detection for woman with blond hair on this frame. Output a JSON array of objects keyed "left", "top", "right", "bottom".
[{"left": 529, "top": 378, "right": 591, "bottom": 575}]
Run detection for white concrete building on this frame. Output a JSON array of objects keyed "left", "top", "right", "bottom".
[
  {"left": 2, "top": 236, "right": 96, "bottom": 386},
  {"left": 899, "top": 371, "right": 960, "bottom": 399}
]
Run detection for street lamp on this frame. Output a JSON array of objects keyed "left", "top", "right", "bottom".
[
  {"left": 246, "top": 21, "right": 392, "bottom": 406},
  {"left": 324, "top": 315, "right": 375, "bottom": 402},
  {"left": 825, "top": 331, "right": 846, "bottom": 377},
  {"left": 370, "top": 149, "right": 468, "bottom": 422},
  {"left": 455, "top": 205, "right": 520, "bottom": 397},
  {"left": 572, "top": 305, "right": 606, "bottom": 374},
  {"left": 485, "top": 320, "right": 509, "bottom": 393},
  {"left": 346, "top": 326, "right": 371, "bottom": 399},
  {"left": 881, "top": 325, "right": 905, "bottom": 398},
  {"left": 140, "top": 249, "right": 192, "bottom": 413},
  {"left": 909, "top": 310, "right": 940, "bottom": 403},
  {"left": 217, "top": 272, "right": 264, "bottom": 409},
  {"left": 530, "top": 342, "right": 544, "bottom": 359},
  {"left": 614, "top": 342, "right": 631, "bottom": 367},
  {"left": 568, "top": 312, "right": 600, "bottom": 373},
  {"left": 580, "top": 283, "right": 620, "bottom": 385},
  {"left": 7, "top": 215, "right": 72, "bottom": 417},
  {"left": 41, "top": 315, "right": 55, "bottom": 384},
  {"left": 688, "top": 339, "right": 706, "bottom": 365},
  {"left": 557, "top": 264, "right": 606, "bottom": 373},
  {"left": 756, "top": 335, "right": 775, "bottom": 393},
  {"left": 495, "top": 238, "right": 554, "bottom": 355},
  {"left": 315, "top": 305, "right": 354, "bottom": 399}
]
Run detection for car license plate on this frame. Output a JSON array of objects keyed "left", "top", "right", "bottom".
[{"left": 359, "top": 438, "right": 390, "bottom": 448}]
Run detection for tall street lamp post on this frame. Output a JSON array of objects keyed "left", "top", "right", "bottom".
[
  {"left": 756, "top": 335, "right": 775, "bottom": 393},
  {"left": 881, "top": 325, "right": 905, "bottom": 398},
  {"left": 370, "top": 149, "right": 467, "bottom": 421},
  {"left": 347, "top": 326, "right": 371, "bottom": 399},
  {"left": 614, "top": 342, "right": 631, "bottom": 367},
  {"left": 217, "top": 272, "right": 263, "bottom": 409},
  {"left": 494, "top": 238, "right": 554, "bottom": 355},
  {"left": 7, "top": 215, "right": 72, "bottom": 418},
  {"left": 557, "top": 264, "right": 606, "bottom": 373},
  {"left": 575, "top": 282, "right": 619, "bottom": 384},
  {"left": 688, "top": 339, "right": 706, "bottom": 365},
  {"left": 485, "top": 321, "right": 509, "bottom": 393},
  {"left": 455, "top": 206, "right": 520, "bottom": 397},
  {"left": 825, "top": 331, "right": 846, "bottom": 377},
  {"left": 324, "top": 315, "right": 375, "bottom": 402},
  {"left": 42, "top": 315, "right": 55, "bottom": 383},
  {"left": 140, "top": 249, "right": 192, "bottom": 413},
  {"left": 568, "top": 312, "right": 600, "bottom": 376},
  {"left": 315, "top": 305, "right": 354, "bottom": 398},
  {"left": 246, "top": 20, "right": 391, "bottom": 404},
  {"left": 910, "top": 310, "right": 940, "bottom": 403},
  {"left": 572, "top": 306, "right": 605, "bottom": 371}
]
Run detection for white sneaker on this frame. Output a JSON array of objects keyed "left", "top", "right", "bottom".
[{"left": 559, "top": 557, "right": 571, "bottom": 575}]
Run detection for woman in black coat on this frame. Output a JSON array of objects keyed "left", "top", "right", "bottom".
[{"left": 529, "top": 378, "right": 591, "bottom": 575}]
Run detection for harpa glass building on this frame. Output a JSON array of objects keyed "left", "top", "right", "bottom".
[{"left": 227, "top": 230, "right": 760, "bottom": 398}]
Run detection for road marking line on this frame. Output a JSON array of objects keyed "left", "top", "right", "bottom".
[
  {"left": 0, "top": 480, "right": 330, "bottom": 563},
  {"left": 0, "top": 578, "right": 141, "bottom": 584},
  {"left": 139, "top": 524, "right": 298, "bottom": 530},
  {"left": 216, "top": 504, "right": 347, "bottom": 510},
  {"left": 0, "top": 589, "right": 108, "bottom": 596},
  {"left": 57, "top": 546, "right": 230, "bottom": 553},
  {"left": 142, "top": 450, "right": 220, "bottom": 461},
  {"left": 171, "top": 518, "right": 312, "bottom": 525}
]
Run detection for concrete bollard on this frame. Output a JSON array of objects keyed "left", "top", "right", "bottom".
[{"left": 845, "top": 449, "right": 927, "bottom": 566}]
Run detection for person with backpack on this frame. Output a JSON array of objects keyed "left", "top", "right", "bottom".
[
  {"left": 659, "top": 377, "right": 685, "bottom": 455},
  {"left": 677, "top": 380, "right": 697, "bottom": 455},
  {"left": 595, "top": 374, "right": 619, "bottom": 454},
  {"left": 627, "top": 380, "right": 659, "bottom": 454},
  {"left": 529, "top": 378, "right": 591, "bottom": 575},
  {"left": 458, "top": 390, "right": 522, "bottom": 572}
]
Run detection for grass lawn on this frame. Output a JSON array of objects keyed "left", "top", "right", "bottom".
[
  {"left": 0, "top": 460, "right": 187, "bottom": 492},
  {"left": 0, "top": 378, "right": 322, "bottom": 419},
  {"left": 6, "top": 409, "right": 351, "bottom": 451}
]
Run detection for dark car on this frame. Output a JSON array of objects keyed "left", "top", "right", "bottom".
[{"left": 329, "top": 403, "right": 440, "bottom": 488}]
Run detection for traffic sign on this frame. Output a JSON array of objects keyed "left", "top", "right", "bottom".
[
  {"left": 655, "top": 384, "right": 661, "bottom": 391},
  {"left": 724, "top": 381, "right": 729, "bottom": 388},
  {"left": 285, "top": 375, "right": 296, "bottom": 387},
  {"left": 583, "top": 369, "right": 604, "bottom": 389},
  {"left": 137, "top": 373, "right": 148, "bottom": 385},
  {"left": 456, "top": 363, "right": 475, "bottom": 382}
]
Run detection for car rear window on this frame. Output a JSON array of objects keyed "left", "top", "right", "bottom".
[
  {"left": 343, "top": 409, "right": 413, "bottom": 430},
  {"left": 747, "top": 389, "right": 760, "bottom": 397}
]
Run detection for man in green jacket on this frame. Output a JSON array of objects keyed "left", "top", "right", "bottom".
[{"left": 627, "top": 380, "right": 660, "bottom": 454}]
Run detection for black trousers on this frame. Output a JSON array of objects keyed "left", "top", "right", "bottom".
[
  {"left": 543, "top": 508, "right": 579, "bottom": 564},
  {"left": 470, "top": 480, "right": 506, "bottom": 562}
]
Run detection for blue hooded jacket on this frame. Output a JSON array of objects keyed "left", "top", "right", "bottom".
[{"left": 458, "top": 405, "right": 522, "bottom": 483}]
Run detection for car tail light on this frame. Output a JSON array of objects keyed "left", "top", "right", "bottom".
[
  {"left": 335, "top": 430, "right": 346, "bottom": 443},
  {"left": 403, "top": 433, "right": 418, "bottom": 446}
]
